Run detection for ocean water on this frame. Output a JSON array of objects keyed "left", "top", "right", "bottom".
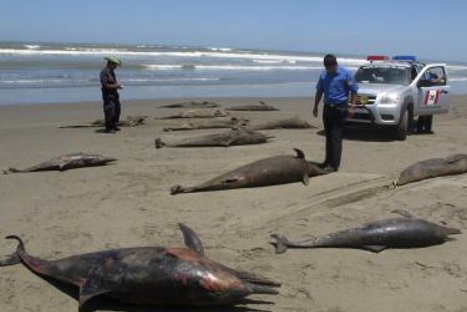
[{"left": 1, "top": 41, "right": 467, "bottom": 105}]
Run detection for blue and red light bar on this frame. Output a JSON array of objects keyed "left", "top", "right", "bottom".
[
  {"left": 392, "top": 55, "right": 417, "bottom": 61},
  {"left": 367, "top": 55, "right": 389, "bottom": 61}
]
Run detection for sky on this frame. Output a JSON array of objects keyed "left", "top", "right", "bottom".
[{"left": 1, "top": 0, "right": 466, "bottom": 62}]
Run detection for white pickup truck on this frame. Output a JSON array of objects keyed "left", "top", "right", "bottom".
[{"left": 348, "top": 55, "right": 450, "bottom": 140}]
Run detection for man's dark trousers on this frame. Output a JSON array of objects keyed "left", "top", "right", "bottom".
[
  {"left": 103, "top": 93, "right": 121, "bottom": 130},
  {"left": 323, "top": 104, "right": 347, "bottom": 170}
]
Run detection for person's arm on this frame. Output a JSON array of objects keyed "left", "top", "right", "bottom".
[
  {"left": 313, "top": 77, "right": 324, "bottom": 117},
  {"left": 103, "top": 83, "right": 122, "bottom": 90},
  {"left": 313, "top": 89, "right": 323, "bottom": 117}
]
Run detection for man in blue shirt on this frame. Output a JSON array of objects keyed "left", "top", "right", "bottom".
[{"left": 313, "top": 54, "right": 358, "bottom": 172}]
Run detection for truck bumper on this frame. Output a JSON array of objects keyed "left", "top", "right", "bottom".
[{"left": 345, "top": 105, "right": 400, "bottom": 126}]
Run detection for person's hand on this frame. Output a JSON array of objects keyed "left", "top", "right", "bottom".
[
  {"left": 348, "top": 104, "right": 356, "bottom": 117},
  {"left": 312, "top": 106, "right": 318, "bottom": 118},
  {"left": 117, "top": 84, "right": 124, "bottom": 90}
]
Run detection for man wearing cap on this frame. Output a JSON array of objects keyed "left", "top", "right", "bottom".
[
  {"left": 100, "top": 56, "right": 123, "bottom": 133},
  {"left": 313, "top": 54, "right": 358, "bottom": 173}
]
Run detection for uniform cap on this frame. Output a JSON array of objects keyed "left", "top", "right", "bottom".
[{"left": 104, "top": 56, "right": 122, "bottom": 66}]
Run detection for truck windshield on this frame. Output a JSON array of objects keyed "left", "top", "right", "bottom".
[{"left": 355, "top": 66, "right": 411, "bottom": 85}]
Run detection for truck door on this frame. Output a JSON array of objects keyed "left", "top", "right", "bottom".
[{"left": 415, "top": 65, "right": 450, "bottom": 116}]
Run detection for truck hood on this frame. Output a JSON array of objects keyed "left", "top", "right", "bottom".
[{"left": 358, "top": 83, "right": 407, "bottom": 96}]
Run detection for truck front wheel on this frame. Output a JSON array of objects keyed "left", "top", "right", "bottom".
[{"left": 394, "top": 107, "right": 409, "bottom": 140}]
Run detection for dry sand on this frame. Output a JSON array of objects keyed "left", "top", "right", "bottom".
[{"left": 1, "top": 96, "right": 467, "bottom": 312}]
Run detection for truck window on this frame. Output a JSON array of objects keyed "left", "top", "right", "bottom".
[
  {"left": 421, "top": 66, "right": 446, "bottom": 86},
  {"left": 355, "top": 66, "right": 410, "bottom": 85}
]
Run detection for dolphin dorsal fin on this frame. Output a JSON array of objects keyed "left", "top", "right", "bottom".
[
  {"left": 293, "top": 148, "right": 305, "bottom": 159},
  {"left": 178, "top": 223, "right": 204, "bottom": 256}
]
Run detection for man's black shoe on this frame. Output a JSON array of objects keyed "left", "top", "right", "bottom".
[
  {"left": 103, "top": 129, "right": 116, "bottom": 133},
  {"left": 323, "top": 166, "right": 336, "bottom": 173},
  {"left": 113, "top": 127, "right": 121, "bottom": 131}
]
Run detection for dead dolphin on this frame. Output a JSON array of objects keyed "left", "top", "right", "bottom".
[
  {"left": 157, "top": 109, "right": 229, "bottom": 119},
  {"left": 170, "top": 148, "right": 327, "bottom": 195},
  {"left": 158, "top": 101, "right": 220, "bottom": 109},
  {"left": 0, "top": 224, "right": 280, "bottom": 309},
  {"left": 59, "top": 115, "right": 147, "bottom": 128},
  {"left": 270, "top": 216, "right": 461, "bottom": 254},
  {"left": 163, "top": 117, "right": 249, "bottom": 132},
  {"left": 250, "top": 117, "right": 316, "bottom": 130},
  {"left": 155, "top": 128, "right": 273, "bottom": 148},
  {"left": 393, "top": 154, "right": 467, "bottom": 186},
  {"left": 226, "top": 101, "right": 279, "bottom": 111},
  {"left": 3, "top": 153, "right": 117, "bottom": 174}
]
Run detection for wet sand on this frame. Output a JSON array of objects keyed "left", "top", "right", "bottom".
[{"left": 1, "top": 96, "right": 467, "bottom": 312}]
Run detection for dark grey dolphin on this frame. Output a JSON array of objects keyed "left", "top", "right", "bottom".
[
  {"left": 270, "top": 216, "right": 461, "bottom": 254},
  {"left": 226, "top": 101, "right": 279, "bottom": 111},
  {"left": 170, "top": 148, "right": 327, "bottom": 195},
  {"left": 0, "top": 224, "right": 280, "bottom": 309},
  {"left": 394, "top": 154, "right": 467, "bottom": 186},
  {"left": 155, "top": 127, "right": 273, "bottom": 148},
  {"left": 3, "top": 153, "right": 117, "bottom": 174}
]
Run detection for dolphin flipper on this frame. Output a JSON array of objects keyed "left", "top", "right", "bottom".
[{"left": 178, "top": 223, "right": 204, "bottom": 256}]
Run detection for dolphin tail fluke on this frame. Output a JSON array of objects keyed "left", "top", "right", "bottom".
[
  {"left": 155, "top": 138, "right": 165, "bottom": 149},
  {"left": 3, "top": 167, "right": 21, "bottom": 174},
  {"left": 1, "top": 236, "right": 25, "bottom": 267},
  {"left": 269, "top": 234, "right": 289, "bottom": 254},
  {"left": 0, "top": 253, "right": 21, "bottom": 266},
  {"left": 170, "top": 185, "right": 185, "bottom": 195}
]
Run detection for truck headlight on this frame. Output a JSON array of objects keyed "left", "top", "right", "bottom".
[{"left": 379, "top": 94, "right": 400, "bottom": 104}]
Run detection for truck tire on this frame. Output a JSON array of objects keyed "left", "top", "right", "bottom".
[{"left": 394, "top": 107, "right": 409, "bottom": 140}]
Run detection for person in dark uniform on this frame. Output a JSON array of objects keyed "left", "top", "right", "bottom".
[
  {"left": 100, "top": 56, "right": 123, "bottom": 133},
  {"left": 313, "top": 54, "right": 358, "bottom": 173}
]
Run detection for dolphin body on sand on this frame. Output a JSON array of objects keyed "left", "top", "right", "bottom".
[
  {"left": 163, "top": 117, "right": 249, "bottom": 132},
  {"left": 170, "top": 148, "right": 327, "bottom": 195},
  {"left": 394, "top": 153, "right": 467, "bottom": 186},
  {"left": 3, "top": 153, "right": 117, "bottom": 174},
  {"left": 157, "top": 110, "right": 229, "bottom": 119},
  {"left": 59, "top": 115, "right": 147, "bottom": 128},
  {"left": 250, "top": 117, "right": 316, "bottom": 130},
  {"left": 155, "top": 127, "right": 273, "bottom": 148},
  {"left": 226, "top": 101, "right": 279, "bottom": 111},
  {"left": 0, "top": 224, "right": 280, "bottom": 310},
  {"left": 270, "top": 215, "right": 461, "bottom": 254}
]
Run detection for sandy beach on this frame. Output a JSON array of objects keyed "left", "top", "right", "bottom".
[{"left": 1, "top": 96, "right": 467, "bottom": 312}]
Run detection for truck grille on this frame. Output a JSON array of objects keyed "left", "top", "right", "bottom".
[{"left": 355, "top": 95, "right": 376, "bottom": 106}]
